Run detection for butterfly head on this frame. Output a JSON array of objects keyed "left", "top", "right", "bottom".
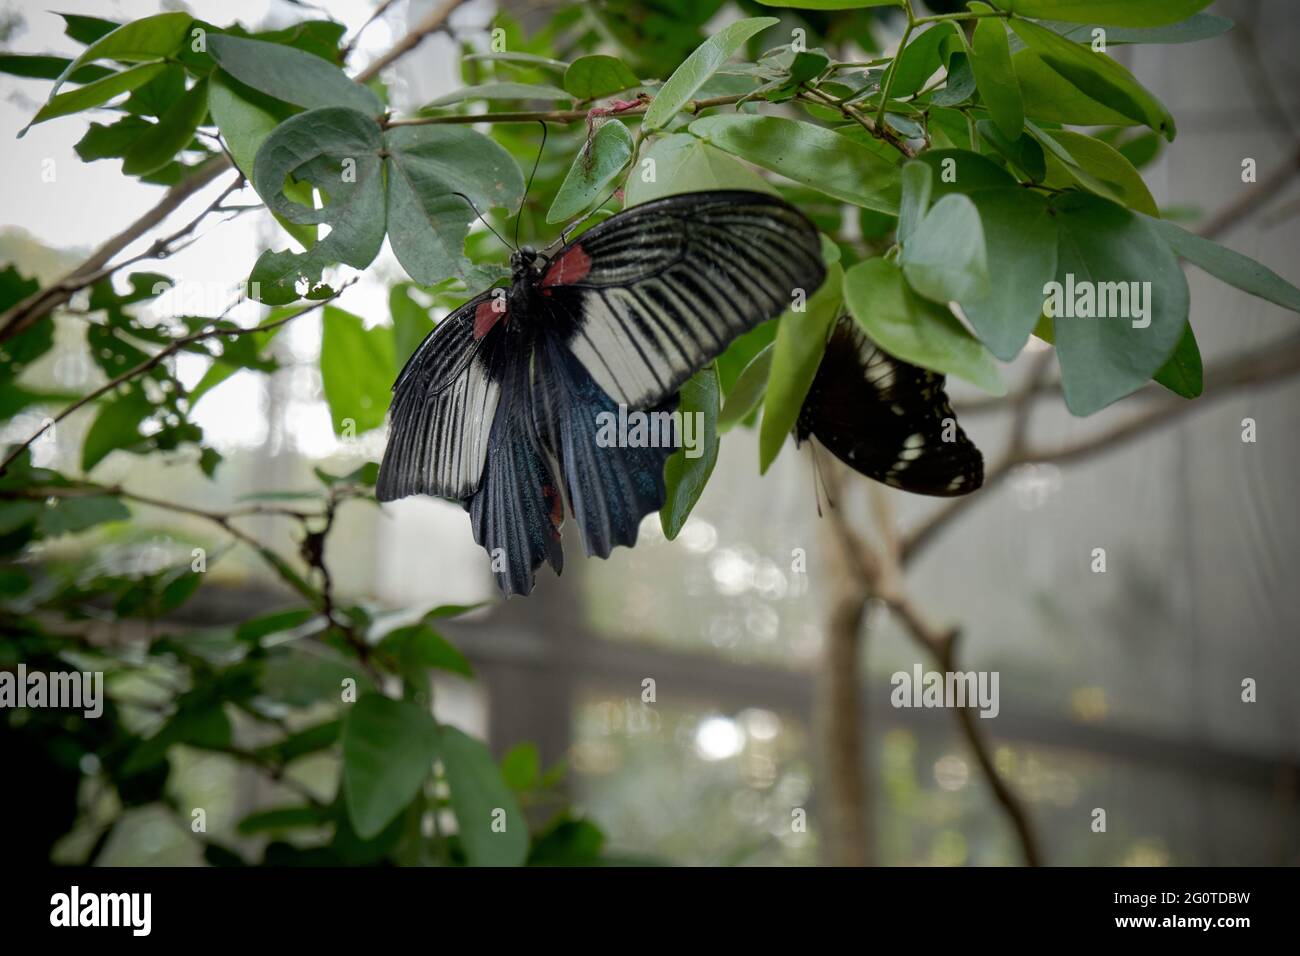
[{"left": 511, "top": 245, "right": 544, "bottom": 281}]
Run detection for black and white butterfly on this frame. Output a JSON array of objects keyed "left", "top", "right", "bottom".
[
  {"left": 378, "top": 190, "right": 826, "bottom": 595},
  {"left": 796, "top": 315, "right": 983, "bottom": 497}
]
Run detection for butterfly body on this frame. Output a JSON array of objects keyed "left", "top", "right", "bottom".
[{"left": 379, "top": 190, "right": 826, "bottom": 595}]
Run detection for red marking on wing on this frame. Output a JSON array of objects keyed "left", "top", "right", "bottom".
[
  {"left": 540, "top": 244, "right": 592, "bottom": 288},
  {"left": 473, "top": 298, "right": 506, "bottom": 339},
  {"left": 543, "top": 483, "right": 564, "bottom": 532}
]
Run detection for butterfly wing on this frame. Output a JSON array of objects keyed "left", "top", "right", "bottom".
[
  {"left": 797, "top": 316, "right": 984, "bottom": 497},
  {"left": 376, "top": 289, "right": 505, "bottom": 502},
  {"left": 536, "top": 190, "right": 826, "bottom": 410},
  {"left": 531, "top": 335, "right": 676, "bottom": 561}
]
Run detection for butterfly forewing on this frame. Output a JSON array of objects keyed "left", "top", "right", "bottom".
[
  {"left": 540, "top": 191, "right": 826, "bottom": 410},
  {"left": 798, "top": 316, "right": 984, "bottom": 497}
]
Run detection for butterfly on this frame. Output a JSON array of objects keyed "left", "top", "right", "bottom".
[
  {"left": 796, "top": 315, "right": 983, "bottom": 497},
  {"left": 378, "top": 190, "right": 827, "bottom": 595}
]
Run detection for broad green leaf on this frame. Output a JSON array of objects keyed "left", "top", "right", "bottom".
[
  {"left": 548, "top": 120, "right": 634, "bottom": 223},
  {"left": 1153, "top": 323, "right": 1203, "bottom": 398},
  {"left": 121, "top": 77, "right": 209, "bottom": 176},
  {"left": 915, "top": 149, "right": 1017, "bottom": 197},
  {"left": 977, "top": 120, "right": 1046, "bottom": 181},
  {"left": 718, "top": 343, "right": 773, "bottom": 433},
  {"left": 971, "top": 9, "right": 1023, "bottom": 140},
  {"left": 238, "top": 805, "right": 331, "bottom": 835},
  {"left": 438, "top": 726, "right": 529, "bottom": 867},
  {"left": 320, "top": 307, "right": 394, "bottom": 435},
  {"left": 887, "top": 23, "right": 958, "bottom": 98},
  {"left": 27, "top": 62, "right": 168, "bottom": 127},
  {"left": 82, "top": 389, "right": 152, "bottom": 470},
  {"left": 208, "top": 34, "right": 380, "bottom": 114},
  {"left": 1013, "top": 50, "right": 1136, "bottom": 127},
  {"left": 1147, "top": 218, "right": 1300, "bottom": 315},
  {"left": 1042, "top": 129, "right": 1158, "bottom": 216},
  {"left": 463, "top": 51, "right": 569, "bottom": 72},
  {"left": 1010, "top": 18, "right": 1175, "bottom": 140},
  {"left": 760, "top": 238, "right": 844, "bottom": 473},
  {"left": 208, "top": 73, "right": 315, "bottom": 250},
  {"left": 962, "top": 188, "right": 1058, "bottom": 360},
  {"left": 342, "top": 693, "right": 439, "bottom": 840},
  {"left": 380, "top": 623, "right": 474, "bottom": 678},
  {"left": 1043, "top": 14, "right": 1232, "bottom": 45},
  {"left": 624, "top": 133, "right": 773, "bottom": 206},
  {"left": 423, "top": 82, "right": 571, "bottom": 108},
  {"left": 250, "top": 107, "right": 387, "bottom": 303},
  {"left": 999, "top": 0, "right": 1213, "bottom": 27},
  {"left": 689, "top": 114, "right": 898, "bottom": 214},
  {"left": 38, "top": 495, "right": 130, "bottom": 537},
  {"left": 1048, "top": 193, "right": 1188, "bottom": 415},
  {"left": 844, "top": 257, "right": 1003, "bottom": 394},
  {"left": 643, "top": 16, "right": 778, "bottom": 131},
  {"left": 660, "top": 365, "right": 720, "bottom": 539},
  {"left": 389, "top": 283, "right": 433, "bottom": 370},
  {"left": 40, "top": 11, "right": 191, "bottom": 106},
  {"left": 384, "top": 124, "right": 524, "bottom": 286},
  {"left": 0, "top": 54, "right": 112, "bottom": 82},
  {"left": 563, "top": 55, "right": 640, "bottom": 99},
  {"left": 898, "top": 160, "right": 933, "bottom": 244},
  {"left": 900, "top": 194, "right": 989, "bottom": 304},
  {"left": 500, "top": 743, "right": 541, "bottom": 791}
]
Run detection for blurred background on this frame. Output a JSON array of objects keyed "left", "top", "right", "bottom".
[{"left": 1, "top": 0, "right": 1297, "bottom": 865}]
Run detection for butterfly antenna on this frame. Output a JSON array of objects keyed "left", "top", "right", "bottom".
[
  {"left": 452, "top": 191, "right": 513, "bottom": 253},
  {"left": 514, "top": 120, "right": 548, "bottom": 251}
]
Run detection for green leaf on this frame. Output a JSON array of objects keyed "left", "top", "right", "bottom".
[
  {"left": 342, "top": 693, "right": 439, "bottom": 840},
  {"left": 900, "top": 194, "right": 989, "bottom": 304},
  {"left": 208, "top": 34, "right": 380, "bottom": 114},
  {"left": 660, "top": 365, "right": 720, "bottom": 539},
  {"left": 999, "top": 1, "right": 1213, "bottom": 27},
  {"left": 898, "top": 160, "right": 933, "bottom": 244},
  {"left": 27, "top": 62, "right": 169, "bottom": 128},
  {"left": 718, "top": 343, "right": 774, "bottom": 433},
  {"left": 1047, "top": 193, "right": 1188, "bottom": 415},
  {"left": 82, "top": 389, "right": 152, "bottom": 470},
  {"left": 500, "top": 742, "right": 541, "bottom": 791},
  {"left": 423, "top": 82, "right": 572, "bottom": 108},
  {"left": 971, "top": 10, "right": 1023, "bottom": 140},
  {"left": 121, "top": 77, "right": 209, "bottom": 176},
  {"left": 886, "top": 23, "right": 958, "bottom": 98},
  {"left": 844, "top": 257, "right": 1003, "bottom": 394},
  {"left": 390, "top": 283, "right": 433, "bottom": 371},
  {"left": 463, "top": 51, "right": 569, "bottom": 72},
  {"left": 380, "top": 623, "right": 474, "bottom": 678},
  {"left": 0, "top": 54, "right": 112, "bottom": 83},
  {"left": 1041, "top": 129, "right": 1158, "bottom": 216},
  {"left": 1009, "top": 18, "right": 1176, "bottom": 140},
  {"left": 548, "top": 120, "right": 634, "bottom": 223},
  {"left": 384, "top": 124, "right": 524, "bottom": 286},
  {"left": 752, "top": 0, "right": 902, "bottom": 7},
  {"left": 624, "top": 133, "right": 773, "bottom": 206},
  {"left": 915, "top": 149, "right": 1018, "bottom": 197},
  {"left": 38, "top": 495, "right": 131, "bottom": 537},
  {"left": 320, "top": 307, "right": 394, "bottom": 435},
  {"left": 689, "top": 114, "right": 899, "bottom": 214},
  {"left": 760, "top": 239, "right": 845, "bottom": 473},
  {"left": 1043, "top": 14, "right": 1232, "bottom": 45},
  {"left": 438, "top": 726, "right": 529, "bottom": 867},
  {"left": 39, "top": 11, "right": 191, "bottom": 107},
  {"left": 250, "top": 107, "right": 387, "bottom": 303},
  {"left": 563, "top": 55, "right": 640, "bottom": 99},
  {"left": 238, "top": 804, "right": 331, "bottom": 835},
  {"left": 1013, "top": 50, "right": 1137, "bottom": 127},
  {"left": 962, "top": 188, "right": 1058, "bottom": 360},
  {"left": 1146, "top": 218, "right": 1300, "bottom": 315},
  {"left": 1153, "top": 323, "right": 1203, "bottom": 398},
  {"left": 643, "top": 16, "right": 779, "bottom": 131}
]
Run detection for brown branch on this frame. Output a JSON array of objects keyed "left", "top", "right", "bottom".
[
  {"left": 0, "top": 284, "right": 351, "bottom": 476},
  {"left": 355, "top": 0, "right": 464, "bottom": 84}
]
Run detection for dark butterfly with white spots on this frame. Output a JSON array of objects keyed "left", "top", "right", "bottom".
[
  {"left": 796, "top": 315, "right": 983, "bottom": 497},
  {"left": 378, "top": 190, "right": 826, "bottom": 595}
]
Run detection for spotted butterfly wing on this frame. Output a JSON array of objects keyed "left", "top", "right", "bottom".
[
  {"left": 796, "top": 315, "right": 983, "bottom": 497},
  {"left": 378, "top": 190, "right": 827, "bottom": 594}
]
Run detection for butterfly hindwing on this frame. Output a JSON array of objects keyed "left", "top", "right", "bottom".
[
  {"left": 797, "top": 316, "right": 984, "bottom": 497},
  {"left": 537, "top": 190, "right": 826, "bottom": 410}
]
